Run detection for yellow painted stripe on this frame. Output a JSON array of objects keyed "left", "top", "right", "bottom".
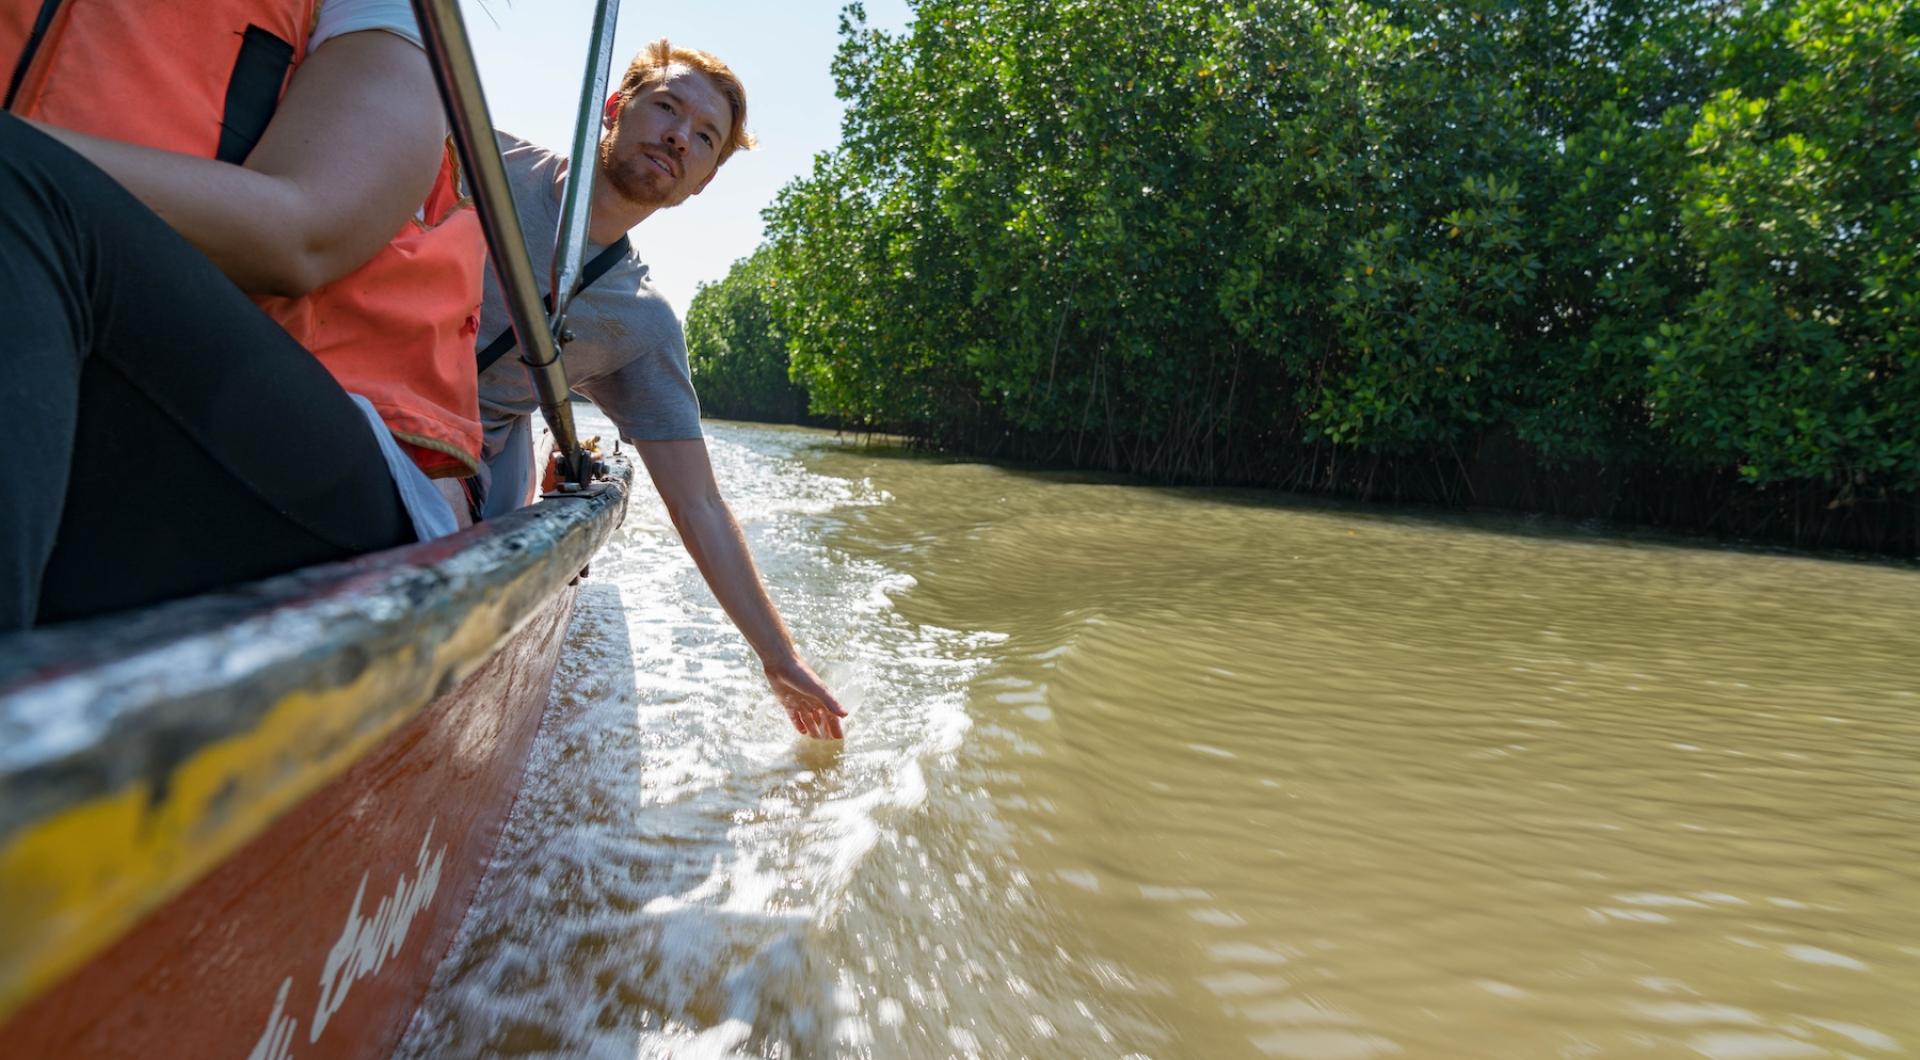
[{"left": 0, "top": 585, "right": 527, "bottom": 1023}]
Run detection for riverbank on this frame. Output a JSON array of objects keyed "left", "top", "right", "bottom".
[
  {"left": 687, "top": 0, "right": 1917, "bottom": 562},
  {"left": 705, "top": 414, "right": 1920, "bottom": 559}
]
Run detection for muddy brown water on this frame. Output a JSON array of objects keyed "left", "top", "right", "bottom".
[{"left": 399, "top": 417, "right": 1920, "bottom": 1059}]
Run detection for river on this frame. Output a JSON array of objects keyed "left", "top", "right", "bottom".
[{"left": 397, "top": 415, "right": 1920, "bottom": 1059}]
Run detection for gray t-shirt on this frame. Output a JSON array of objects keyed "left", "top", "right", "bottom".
[{"left": 475, "top": 132, "right": 702, "bottom": 469}]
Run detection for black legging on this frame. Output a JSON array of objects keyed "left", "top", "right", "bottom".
[{"left": 0, "top": 114, "right": 414, "bottom": 632}]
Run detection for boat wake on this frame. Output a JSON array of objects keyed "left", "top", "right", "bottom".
[{"left": 395, "top": 421, "right": 986, "bottom": 1058}]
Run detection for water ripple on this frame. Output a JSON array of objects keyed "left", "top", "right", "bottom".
[{"left": 402, "top": 421, "right": 1920, "bottom": 1059}]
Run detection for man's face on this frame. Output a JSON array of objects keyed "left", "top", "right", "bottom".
[{"left": 598, "top": 66, "right": 730, "bottom": 211}]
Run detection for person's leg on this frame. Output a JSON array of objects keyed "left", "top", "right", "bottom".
[
  {"left": 0, "top": 118, "right": 93, "bottom": 630},
  {"left": 0, "top": 115, "right": 415, "bottom": 629}
]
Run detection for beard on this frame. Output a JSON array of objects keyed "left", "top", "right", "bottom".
[{"left": 598, "top": 129, "right": 673, "bottom": 207}]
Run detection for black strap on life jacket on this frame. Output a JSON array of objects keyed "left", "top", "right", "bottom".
[
  {"left": 4, "top": 0, "right": 65, "bottom": 110},
  {"left": 475, "top": 235, "right": 631, "bottom": 374},
  {"left": 217, "top": 25, "right": 294, "bottom": 164}
]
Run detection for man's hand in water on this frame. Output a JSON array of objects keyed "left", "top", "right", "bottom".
[
  {"left": 766, "top": 654, "right": 847, "bottom": 740},
  {"left": 634, "top": 439, "right": 846, "bottom": 740}
]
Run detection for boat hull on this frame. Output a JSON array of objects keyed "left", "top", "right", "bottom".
[
  {"left": 4, "top": 588, "right": 573, "bottom": 1058},
  {"left": 0, "top": 458, "right": 631, "bottom": 1058}
]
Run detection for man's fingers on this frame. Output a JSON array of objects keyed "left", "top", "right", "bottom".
[
  {"left": 787, "top": 671, "right": 845, "bottom": 718},
  {"left": 765, "top": 662, "right": 847, "bottom": 736},
  {"left": 815, "top": 702, "right": 843, "bottom": 740},
  {"left": 787, "top": 702, "right": 841, "bottom": 741},
  {"left": 776, "top": 681, "right": 846, "bottom": 740},
  {"left": 810, "top": 684, "right": 848, "bottom": 718},
  {"left": 817, "top": 706, "right": 843, "bottom": 740},
  {"left": 788, "top": 700, "right": 821, "bottom": 738}
]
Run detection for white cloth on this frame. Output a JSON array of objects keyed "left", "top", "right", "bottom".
[
  {"left": 348, "top": 395, "right": 459, "bottom": 542},
  {"left": 311, "top": 0, "right": 422, "bottom": 51},
  {"left": 481, "top": 413, "right": 539, "bottom": 520}
]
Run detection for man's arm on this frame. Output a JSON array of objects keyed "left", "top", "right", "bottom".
[{"left": 634, "top": 437, "right": 848, "bottom": 740}]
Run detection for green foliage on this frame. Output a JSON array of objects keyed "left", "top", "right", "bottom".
[
  {"left": 692, "top": 0, "right": 1920, "bottom": 497},
  {"left": 1647, "top": 0, "right": 1920, "bottom": 484},
  {"left": 685, "top": 248, "right": 809, "bottom": 423}
]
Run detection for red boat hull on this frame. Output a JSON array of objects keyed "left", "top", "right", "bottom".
[{"left": 2, "top": 589, "right": 575, "bottom": 1059}]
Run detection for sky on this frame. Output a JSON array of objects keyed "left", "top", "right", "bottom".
[{"left": 458, "top": 0, "right": 915, "bottom": 318}]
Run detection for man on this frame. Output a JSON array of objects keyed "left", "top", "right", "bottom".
[{"left": 475, "top": 39, "right": 846, "bottom": 740}]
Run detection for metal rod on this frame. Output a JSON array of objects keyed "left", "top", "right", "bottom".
[
  {"left": 548, "top": 0, "right": 622, "bottom": 327},
  {"left": 409, "top": 0, "right": 588, "bottom": 484}
]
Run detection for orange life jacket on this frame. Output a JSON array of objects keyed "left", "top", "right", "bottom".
[{"left": 2, "top": 0, "right": 486, "bottom": 477}]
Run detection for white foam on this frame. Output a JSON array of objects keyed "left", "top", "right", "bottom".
[{"left": 1782, "top": 944, "right": 1868, "bottom": 971}]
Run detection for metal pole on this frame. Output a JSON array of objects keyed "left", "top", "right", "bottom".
[
  {"left": 409, "top": 0, "right": 590, "bottom": 485},
  {"left": 549, "top": 0, "right": 622, "bottom": 329}
]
